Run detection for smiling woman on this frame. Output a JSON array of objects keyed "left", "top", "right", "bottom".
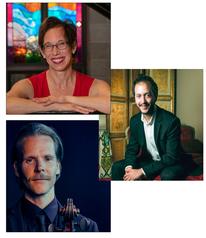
[{"left": 6, "top": 17, "right": 110, "bottom": 114}]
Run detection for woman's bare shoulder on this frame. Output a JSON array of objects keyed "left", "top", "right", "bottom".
[
  {"left": 89, "top": 78, "right": 110, "bottom": 96},
  {"left": 7, "top": 78, "right": 34, "bottom": 99}
]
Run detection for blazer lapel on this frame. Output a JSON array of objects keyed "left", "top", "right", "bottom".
[
  {"left": 136, "top": 115, "right": 147, "bottom": 148},
  {"left": 154, "top": 107, "right": 162, "bottom": 145}
]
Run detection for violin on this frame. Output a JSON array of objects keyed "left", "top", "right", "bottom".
[{"left": 48, "top": 198, "right": 80, "bottom": 232}]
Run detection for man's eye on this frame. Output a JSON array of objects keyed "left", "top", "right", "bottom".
[
  {"left": 45, "top": 156, "right": 53, "bottom": 161},
  {"left": 24, "top": 158, "right": 33, "bottom": 164}
]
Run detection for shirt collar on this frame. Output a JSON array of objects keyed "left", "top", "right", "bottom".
[
  {"left": 44, "top": 197, "right": 59, "bottom": 223},
  {"left": 22, "top": 196, "right": 59, "bottom": 223}
]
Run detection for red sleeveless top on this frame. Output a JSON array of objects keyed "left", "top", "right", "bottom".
[{"left": 29, "top": 71, "right": 95, "bottom": 98}]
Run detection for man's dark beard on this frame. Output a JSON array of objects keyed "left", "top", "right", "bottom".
[{"left": 142, "top": 103, "right": 155, "bottom": 116}]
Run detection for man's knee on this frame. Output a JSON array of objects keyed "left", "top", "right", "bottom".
[
  {"left": 111, "top": 160, "right": 125, "bottom": 180},
  {"left": 160, "top": 165, "right": 185, "bottom": 180},
  {"left": 160, "top": 169, "right": 177, "bottom": 180}
]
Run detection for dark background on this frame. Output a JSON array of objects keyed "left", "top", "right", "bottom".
[{"left": 6, "top": 120, "right": 110, "bottom": 232}]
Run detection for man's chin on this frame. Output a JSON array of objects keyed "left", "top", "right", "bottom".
[
  {"left": 30, "top": 188, "right": 50, "bottom": 196},
  {"left": 140, "top": 105, "right": 155, "bottom": 115},
  {"left": 25, "top": 185, "right": 51, "bottom": 196},
  {"left": 140, "top": 109, "right": 150, "bottom": 114}
]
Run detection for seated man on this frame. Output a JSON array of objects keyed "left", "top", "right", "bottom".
[
  {"left": 7, "top": 123, "right": 98, "bottom": 232},
  {"left": 112, "top": 74, "right": 186, "bottom": 181}
]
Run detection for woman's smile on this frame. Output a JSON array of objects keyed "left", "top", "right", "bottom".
[{"left": 51, "top": 56, "right": 65, "bottom": 64}]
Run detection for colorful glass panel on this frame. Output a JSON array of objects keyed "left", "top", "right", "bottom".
[
  {"left": 7, "top": 3, "right": 41, "bottom": 63},
  {"left": 48, "top": 3, "right": 77, "bottom": 24}
]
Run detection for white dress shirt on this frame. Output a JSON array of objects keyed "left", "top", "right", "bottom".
[
  {"left": 125, "top": 110, "right": 161, "bottom": 176},
  {"left": 141, "top": 111, "right": 161, "bottom": 161}
]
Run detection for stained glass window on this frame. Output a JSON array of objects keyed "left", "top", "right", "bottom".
[
  {"left": 7, "top": 3, "right": 41, "bottom": 63},
  {"left": 7, "top": 3, "right": 82, "bottom": 64}
]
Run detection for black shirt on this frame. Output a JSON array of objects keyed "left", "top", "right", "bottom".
[
  {"left": 21, "top": 197, "right": 59, "bottom": 231},
  {"left": 7, "top": 196, "right": 99, "bottom": 232}
]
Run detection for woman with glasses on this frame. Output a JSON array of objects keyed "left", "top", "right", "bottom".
[{"left": 7, "top": 17, "right": 110, "bottom": 114}]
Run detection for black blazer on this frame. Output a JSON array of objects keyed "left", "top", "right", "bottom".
[{"left": 125, "top": 106, "right": 182, "bottom": 177}]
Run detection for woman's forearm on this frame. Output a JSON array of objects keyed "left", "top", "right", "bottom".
[
  {"left": 65, "top": 95, "right": 110, "bottom": 114},
  {"left": 6, "top": 96, "right": 53, "bottom": 114},
  {"left": 7, "top": 96, "right": 96, "bottom": 114}
]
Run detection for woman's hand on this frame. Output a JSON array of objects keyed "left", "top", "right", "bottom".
[
  {"left": 32, "top": 96, "right": 65, "bottom": 105},
  {"left": 54, "top": 103, "right": 95, "bottom": 114},
  {"left": 33, "top": 96, "right": 95, "bottom": 114}
]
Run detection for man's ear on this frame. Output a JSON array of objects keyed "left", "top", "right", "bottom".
[
  {"left": 13, "top": 162, "right": 20, "bottom": 177},
  {"left": 56, "top": 161, "right": 61, "bottom": 176}
]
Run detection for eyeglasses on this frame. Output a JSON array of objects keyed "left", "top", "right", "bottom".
[{"left": 43, "top": 41, "right": 68, "bottom": 53}]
